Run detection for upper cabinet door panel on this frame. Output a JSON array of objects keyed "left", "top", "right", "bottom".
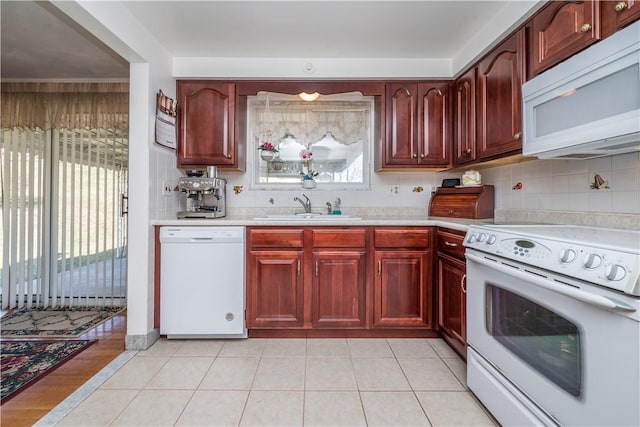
[
  {"left": 177, "top": 81, "right": 237, "bottom": 168},
  {"left": 477, "top": 29, "right": 525, "bottom": 160},
  {"left": 531, "top": 1, "right": 601, "bottom": 76},
  {"left": 386, "top": 83, "right": 417, "bottom": 165},
  {"left": 601, "top": 0, "right": 640, "bottom": 36},
  {"left": 453, "top": 68, "right": 476, "bottom": 166},
  {"left": 418, "top": 82, "right": 451, "bottom": 167}
]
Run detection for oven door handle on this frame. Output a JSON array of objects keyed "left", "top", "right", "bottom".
[{"left": 466, "top": 253, "right": 637, "bottom": 312}]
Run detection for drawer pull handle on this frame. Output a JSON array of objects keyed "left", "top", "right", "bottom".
[
  {"left": 297, "top": 260, "right": 301, "bottom": 276},
  {"left": 465, "top": 148, "right": 472, "bottom": 154},
  {"left": 444, "top": 241, "right": 458, "bottom": 247},
  {"left": 461, "top": 273, "right": 467, "bottom": 294},
  {"left": 615, "top": 1, "right": 627, "bottom": 12},
  {"left": 315, "top": 261, "right": 319, "bottom": 277},
  {"left": 581, "top": 23, "right": 592, "bottom": 33},
  {"left": 378, "top": 260, "right": 382, "bottom": 276}
]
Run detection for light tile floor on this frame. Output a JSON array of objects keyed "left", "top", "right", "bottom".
[{"left": 50, "top": 338, "right": 498, "bottom": 427}]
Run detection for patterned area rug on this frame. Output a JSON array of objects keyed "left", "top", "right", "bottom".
[
  {"left": 0, "top": 339, "right": 96, "bottom": 401},
  {"left": 0, "top": 306, "right": 124, "bottom": 338}
]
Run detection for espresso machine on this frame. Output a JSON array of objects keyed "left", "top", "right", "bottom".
[{"left": 177, "top": 166, "right": 226, "bottom": 219}]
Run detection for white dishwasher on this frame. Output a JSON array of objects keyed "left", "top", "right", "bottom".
[{"left": 160, "top": 226, "right": 246, "bottom": 339}]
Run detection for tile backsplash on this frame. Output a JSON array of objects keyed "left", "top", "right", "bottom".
[
  {"left": 477, "top": 152, "right": 640, "bottom": 215},
  {"left": 151, "top": 150, "right": 640, "bottom": 222}
]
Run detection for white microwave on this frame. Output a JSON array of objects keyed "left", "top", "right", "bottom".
[{"left": 522, "top": 21, "right": 640, "bottom": 159}]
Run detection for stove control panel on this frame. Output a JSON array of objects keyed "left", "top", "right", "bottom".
[{"left": 465, "top": 226, "right": 640, "bottom": 296}]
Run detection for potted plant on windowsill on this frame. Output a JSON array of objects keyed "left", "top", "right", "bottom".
[
  {"left": 299, "top": 148, "right": 319, "bottom": 188},
  {"left": 257, "top": 141, "right": 278, "bottom": 161}
]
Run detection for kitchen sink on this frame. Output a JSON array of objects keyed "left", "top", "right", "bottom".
[{"left": 253, "top": 214, "right": 361, "bottom": 221}]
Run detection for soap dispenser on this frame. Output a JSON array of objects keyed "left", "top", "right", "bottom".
[{"left": 332, "top": 197, "right": 342, "bottom": 215}]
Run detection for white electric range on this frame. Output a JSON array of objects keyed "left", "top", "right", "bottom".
[{"left": 464, "top": 224, "right": 640, "bottom": 426}]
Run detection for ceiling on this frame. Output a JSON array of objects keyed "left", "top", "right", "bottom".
[{"left": 1, "top": 1, "right": 524, "bottom": 80}]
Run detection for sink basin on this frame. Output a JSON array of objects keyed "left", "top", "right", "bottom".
[{"left": 253, "top": 214, "right": 361, "bottom": 221}]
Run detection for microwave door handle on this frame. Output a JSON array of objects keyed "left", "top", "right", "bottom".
[{"left": 466, "top": 253, "right": 636, "bottom": 312}]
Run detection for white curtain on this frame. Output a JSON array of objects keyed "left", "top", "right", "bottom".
[{"left": 251, "top": 99, "right": 371, "bottom": 147}]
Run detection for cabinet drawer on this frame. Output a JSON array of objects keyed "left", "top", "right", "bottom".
[
  {"left": 437, "top": 230, "right": 465, "bottom": 259},
  {"left": 374, "top": 228, "right": 430, "bottom": 248},
  {"left": 248, "top": 228, "right": 304, "bottom": 248},
  {"left": 312, "top": 229, "right": 367, "bottom": 248}
]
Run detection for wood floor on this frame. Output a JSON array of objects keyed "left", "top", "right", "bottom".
[{"left": 0, "top": 311, "right": 127, "bottom": 427}]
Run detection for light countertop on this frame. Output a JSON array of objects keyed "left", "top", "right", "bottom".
[{"left": 151, "top": 215, "right": 485, "bottom": 233}]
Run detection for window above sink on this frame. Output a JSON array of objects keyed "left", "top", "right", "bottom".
[{"left": 247, "top": 91, "right": 375, "bottom": 190}]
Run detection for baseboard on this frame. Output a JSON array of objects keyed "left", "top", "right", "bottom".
[{"left": 125, "top": 328, "right": 160, "bottom": 350}]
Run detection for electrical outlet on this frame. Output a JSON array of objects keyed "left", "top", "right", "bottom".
[
  {"left": 162, "top": 181, "right": 173, "bottom": 196},
  {"left": 388, "top": 184, "right": 400, "bottom": 197}
]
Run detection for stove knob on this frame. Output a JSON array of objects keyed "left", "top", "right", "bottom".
[
  {"left": 477, "top": 233, "right": 487, "bottom": 242},
  {"left": 467, "top": 233, "right": 477, "bottom": 244},
  {"left": 192, "top": 181, "right": 201, "bottom": 188},
  {"left": 487, "top": 235, "right": 497, "bottom": 245},
  {"left": 583, "top": 253, "right": 602, "bottom": 269},
  {"left": 605, "top": 264, "right": 626, "bottom": 281},
  {"left": 559, "top": 248, "right": 576, "bottom": 263}
]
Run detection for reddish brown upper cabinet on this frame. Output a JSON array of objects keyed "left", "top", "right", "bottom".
[
  {"left": 177, "top": 81, "right": 245, "bottom": 170},
  {"left": 373, "top": 228, "right": 433, "bottom": 328},
  {"left": 384, "top": 82, "right": 451, "bottom": 168},
  {"left": 601, "top": 0, "right": 640, "bottom": 37},
  {"left": 530, "top": 1, "right": 602, "bottom": 76},
  {"left": 477, "top": 28, "right": 525, "bottom": 160},
  {"left": 453, "top": 68, "right": 477, "bottom": 166}
]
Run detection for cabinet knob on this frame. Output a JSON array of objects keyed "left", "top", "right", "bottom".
[
  {"left": 615, "top": 1, "right": 628, "bottom": 12},
  {"left": 514, "top": 132, "right": 522, "bottom": 140},
  {"left": 581, "top": 23, "right": 592, "bottom": 33},
  {"left": 465, "top": 148, "right": 472, "bottom": 154},
  {"left": 412, "top": 154, "right": 417, "bottom": 158},
  {"left": 420, "top": 154, "right": 425, "bottom": 158}
]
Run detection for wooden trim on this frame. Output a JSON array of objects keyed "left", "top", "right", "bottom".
[{"left": 248, "top": 328, "right": 439, "bottom": 338}]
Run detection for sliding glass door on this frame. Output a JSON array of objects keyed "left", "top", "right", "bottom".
[{"left": 1, "top": 127, "right": 128, "bottom": 309}]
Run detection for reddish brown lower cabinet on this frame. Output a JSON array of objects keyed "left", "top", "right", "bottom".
[
  {"left": 246, "top": 228, "right": 305, "bottom": 328},
  {"left": 373, "top": 228, "right": 433, "bottom": 328},
  {"left": 245, "top": 226, "right": 437, "bottom": 336},
  {"left": 247, "top": 250, "right": 304, "bottom": 328},
  {"left": 437, "top": 229, "right": 467, "bottom": 359},
  {"left": 374, "top": 250, "right": 432, "bottom": 327},
  {"left": 312, "top": 250, "right": 367, "bottom": 328}
]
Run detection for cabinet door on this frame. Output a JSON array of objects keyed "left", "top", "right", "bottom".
[
  {"left": 312, "top": 250, "right": 366, "bottom": 328},
  {"left": 373, "top": 250, "right": 432, "bottom": 328},
  {"left": 177, "top": 81, "right": 238, "bottom": 168},
  {"left": 438, "top": 255, "right": 466, "bottom": 357},
  {"left": 247, "top": 250, "right": 304, "bottom": 328},
  {"left": 531, "top": 1, "right": 601, "bottom": 76},
  {"left": 453, "top": 68, "right": 476, "bottom": 166},
  {"left": 417, "top": 82, "right": 451, "bottom": 167},
  {"left": 385, "top": 83, "right": 417, "bottom": 165},
  {"left": 477, "top": 29, "right": 525, "bottom": 160},
  {"left": 602, "top": 0, "right": 640, "bottom": 36}
]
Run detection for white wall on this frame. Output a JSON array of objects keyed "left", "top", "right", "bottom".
[{"left": 54, "top": 0, "right": 175, "bottom": 348}]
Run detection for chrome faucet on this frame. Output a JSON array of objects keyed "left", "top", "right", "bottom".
[{"left": 294, "top": 194, "right": 312, "bottom": 213}]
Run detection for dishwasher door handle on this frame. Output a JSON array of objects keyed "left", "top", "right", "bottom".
[{"left": 190, "top": 237, "right": 215, "bottom": 242}]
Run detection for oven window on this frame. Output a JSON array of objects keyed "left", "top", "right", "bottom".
[{"left": 487, "top": 284, "right": 582, "bottom": 397}]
